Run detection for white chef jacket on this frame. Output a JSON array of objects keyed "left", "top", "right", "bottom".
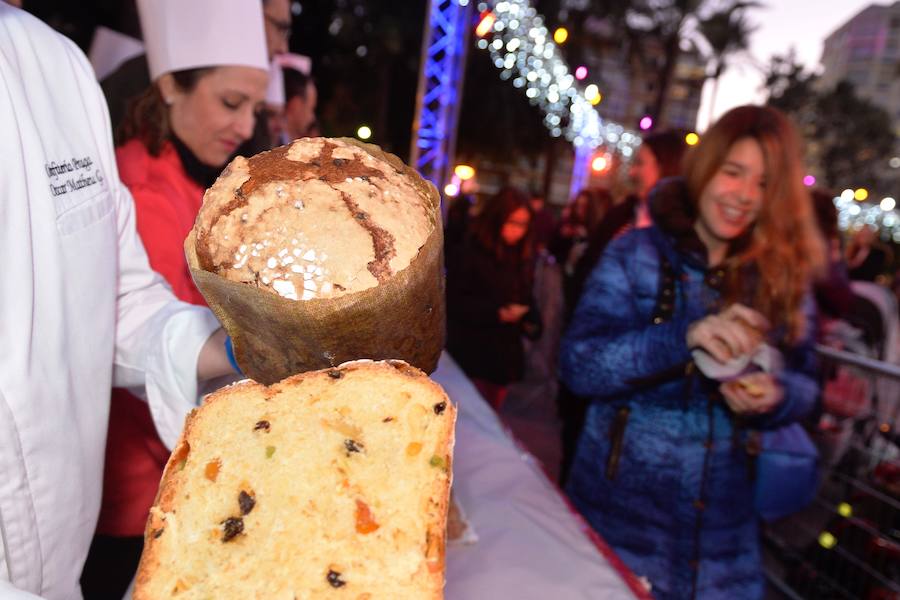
[{"left": 0, "top": 6, "right": 220, "bottom": 598}]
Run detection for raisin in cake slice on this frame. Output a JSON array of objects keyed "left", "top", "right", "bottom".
[{"left": 133, "top": 360, "right": 456, "bottom": 600}]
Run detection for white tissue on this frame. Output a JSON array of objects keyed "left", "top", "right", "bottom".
[{"left": 692, "top": 344, "right": 783, "bottom": 381}]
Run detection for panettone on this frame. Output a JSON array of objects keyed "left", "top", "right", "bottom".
[
  {"left": 184, "top": 137, "right": 446, "bottom": 384},
  {"left": 194, "top": 138, "right": 434, "bottom": 301},
  {"left": 133, "top": 360, "right": 456, "bottom": 599}
]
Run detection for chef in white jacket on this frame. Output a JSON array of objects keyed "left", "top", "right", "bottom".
[{"left": 0, "top": 4, "right": 239, "bottom": 598}]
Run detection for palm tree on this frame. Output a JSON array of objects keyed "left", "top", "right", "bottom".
[
  {"left": 644, "top": 0, "right": 705, "bottom": 126},
  {"left": 565, "top": 0, "right": 707, "bottom": 126},
  {"left": 547, "top": 0, "right": 762, "bottom": 128},
  {"left": 698, "top": 1, "right": 761, "bottom": 128}
]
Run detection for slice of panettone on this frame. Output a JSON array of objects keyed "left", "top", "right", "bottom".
[{"left": 133, "top": 360, "right": 456, "bottom": 600}]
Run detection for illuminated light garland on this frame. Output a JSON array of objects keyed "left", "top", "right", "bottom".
[
  {"left": 834, "top": 193, "right": 900, "bottom": 243},
  {"left": 474, "top": 0, "right": 639, "bottom": 158}
]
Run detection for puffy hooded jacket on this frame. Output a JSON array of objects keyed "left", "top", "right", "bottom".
[{"left": 559, "top": 178, "right": 818, "bottom": 600}]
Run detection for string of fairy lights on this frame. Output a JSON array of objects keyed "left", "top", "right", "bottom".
[
  {"left": 834, "top": 188, "right": 900, "bottom": 242},
  {"left": 473, "top": 0, "right": 640, "bottom": 158},
  {"left": 469, "top": 0, "right": 898, "bottom": 240}
]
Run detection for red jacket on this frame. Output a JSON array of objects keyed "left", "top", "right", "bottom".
[{"left": 97, "top": 139, "right": 206, "bottom": 536}]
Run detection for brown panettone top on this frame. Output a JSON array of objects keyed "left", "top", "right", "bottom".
[{"left": 194, "top": 138, "right": 435, "bottom": 300}]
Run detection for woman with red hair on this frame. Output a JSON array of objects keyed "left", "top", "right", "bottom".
[{"left": 560, "top": 105, "right": 825, "bottom": 598}]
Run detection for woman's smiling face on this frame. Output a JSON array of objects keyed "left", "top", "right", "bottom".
[
  {"left": 694, "top": 136, "right": 766, "bottom": 262},
  {"left": 163, "top": 66, "right": 268, "bottom": 167}
]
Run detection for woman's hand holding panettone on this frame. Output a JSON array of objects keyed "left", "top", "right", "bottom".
[
  {"left": 686, "top": 303, "right": 769, "bottom": 364},
  {"left": 720, "top": 372, "right": 784, "bottom": 415}
]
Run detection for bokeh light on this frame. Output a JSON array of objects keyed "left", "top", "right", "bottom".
[
  {"left": 356, "top": 125, "right": 372, "bottom": 140},
  {"left": 472, "top": 1, "right": 642, "bottom": 155},
  {"left": 881, "top": 197, "right": 896, "bottom": 211},
  {"left": 475, "top": 11, "right": 496, "bottom": 38},
  {"left": 454, "top": 164, "right": 476, "bottom": 180},
  {"left": 553, "top": 27, "right": 568, "bottom": 44},
  {"left": 803, "top": 175, "right": 816, "bottom": 187},
  {"left": 685, "top": 132, "right": 699, "bottom": 146},
  {"left": 854, "top": 188, "right": 869, "bottom": 201},
  {"left": 639, "top": 116, "right": 653, "bottom": 131}
]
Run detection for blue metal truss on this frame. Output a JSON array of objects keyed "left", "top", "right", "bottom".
[
  {"left": 410, "top": 0, "right": 473, "bottom": 194},
  {"left": 569, "top": 143, "right": 593, "bottom": 201}
]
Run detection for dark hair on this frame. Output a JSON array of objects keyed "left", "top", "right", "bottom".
[
  {"left": 117, "top": 67, "right": 212, "bottom": 154},
  {"left": 283, "top": 68, "right": 312, "bottom": 103},
  {"left": 571, "top": 187, "right": 614, "bottom": 236},
  {"left": 469, "top": 187, "right": 533, "bottom": 260},
  {"left": 641, "top": 130, "right": 689, "bottom": 179},
  {"left": 810, "top": 188, "right": 838, "bottom": 240}
]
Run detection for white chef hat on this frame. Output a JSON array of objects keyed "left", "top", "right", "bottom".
[
  {"left": 137, "top": 0, "right": 269, "bottom": 81},
  {"left": 275, "top": 53, "right": 312, "bottom": 76},
  {"left": 265, "top": 60, "right": 285, "bottom": 106}
]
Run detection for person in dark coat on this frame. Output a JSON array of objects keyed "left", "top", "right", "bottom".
[
  {"left": 556, "top": 132, "right": 690, "bottom": 484},
  {"left": 549, "top": 187, "right": 614, "bottom": 317},
  {"left": 446, "top": 187, "right": 541, "bottom": 410},
  {"left": 570, "top": 130, "right": 690, "bottom": 305},
  {"left": 810, "top": 188, "right": 854, "bottom": 320},
  {"left": 528, "top": 191, "right": 557, "bottom": 253},
  {"left": 560, "top": 105, "right": 825, "bottom": 599}
]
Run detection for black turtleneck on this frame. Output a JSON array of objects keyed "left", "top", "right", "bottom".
[{"left": 171, "top": 135, "right": 222, "bottom": 189}]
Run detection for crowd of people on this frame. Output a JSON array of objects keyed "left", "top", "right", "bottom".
[
  {"left": 2, "top": 0, "right": 899, "bottom": 599},
  {"left": 444, "top": 106, "right": 900, "bottom": 598}
]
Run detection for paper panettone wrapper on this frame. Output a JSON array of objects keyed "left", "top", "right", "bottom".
[{"left": 185, "top": 139, "right": 445, "bottom": 385}]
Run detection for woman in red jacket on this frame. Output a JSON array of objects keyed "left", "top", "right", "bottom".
[{"left": 80, "top": 1, "right": 269, "bottom": 596}]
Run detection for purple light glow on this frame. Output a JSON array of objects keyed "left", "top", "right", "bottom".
[
  {"left": 639, "top": 116, "right": 653, "bottom": 131},
  {"left": 803, "top": 175, "right": 816, "bottom": 187},
  {"left": 574, "top": 66, "right": 588, "bottom": 80}
]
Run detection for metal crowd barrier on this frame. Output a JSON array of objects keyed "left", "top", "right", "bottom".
[{"left": 763, "top": 345, "right": 900, "bottom": 599}]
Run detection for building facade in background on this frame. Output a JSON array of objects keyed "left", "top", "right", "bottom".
[
  {"left": 580, "top": 17, "right": 706, "bottom": 133},
  {"left": 819, "top": 1, "right": 900, "bottom": 136}
]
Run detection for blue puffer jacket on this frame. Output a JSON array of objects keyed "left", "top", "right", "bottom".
[{"left": 559, "top": 179, "right": 818, "bottom": 600}]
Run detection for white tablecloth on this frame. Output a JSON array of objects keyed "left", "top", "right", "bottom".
[{"left": 435, "top": 353, "right": 645, "bottom": 599}]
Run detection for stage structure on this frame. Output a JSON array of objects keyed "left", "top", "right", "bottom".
[
  {"left": 410, "top": 0, "right": 474, "bottom": 196},
  {"left": 411, "top": 0, "right": 639, "bottom": 202}
]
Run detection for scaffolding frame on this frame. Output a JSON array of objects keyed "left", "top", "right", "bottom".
[{"left": 410, "top": 0, "right": 473, "bottom": 195}]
